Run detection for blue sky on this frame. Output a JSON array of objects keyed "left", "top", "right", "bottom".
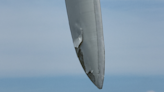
[{"left": 0, "top": 0, "right": 164, "bottom": 77}]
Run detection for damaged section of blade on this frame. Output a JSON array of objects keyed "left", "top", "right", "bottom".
[
  {"left": 73, "top": 23, "right": 86, "bottom": 71},
  {"left": 73, "top": 23, "right": 83, "bottom": 48},
  {"left": 87, "top": 70, "right": 95, "bottom": 83},
  {"left": 76, "top": 47, "right": 86, "bottom": 72}
]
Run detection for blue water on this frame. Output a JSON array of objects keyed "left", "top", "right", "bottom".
[{"left": 0, "top": 76, "right": 164, "bottom": 92}]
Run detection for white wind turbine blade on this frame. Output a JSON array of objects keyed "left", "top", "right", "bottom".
[{"left": 65, "top": 0, "right": 105, "bottom": 89}]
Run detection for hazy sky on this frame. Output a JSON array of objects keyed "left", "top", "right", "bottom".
[{"left": 0, "top": 0, "right": 164, "bottom": 78}]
